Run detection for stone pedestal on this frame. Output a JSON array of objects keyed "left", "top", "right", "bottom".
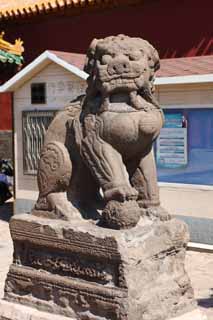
[
  {"left": 1, "top": 214, "right": 199, "bottom": 320},
  {"left": 0, "top": 300, "right": 207, "bottom": 320}
]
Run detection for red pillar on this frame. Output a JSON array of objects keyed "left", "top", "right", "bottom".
[{"left": 0, "top": 92, "right": 12, "bottom": 130}]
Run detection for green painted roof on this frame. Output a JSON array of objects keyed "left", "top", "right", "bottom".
[{"left": 0, "top": 49, "right": 23, "bottom": 65}]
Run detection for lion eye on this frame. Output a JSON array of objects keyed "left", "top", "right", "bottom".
[
  {"left": 129, "top": 51, "right": 141, "bottom": 61},
  {"left": 101, "top": 54, "right": 112, "bottom": 65}
]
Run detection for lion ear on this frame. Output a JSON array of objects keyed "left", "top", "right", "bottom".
[{"left": 84, "top": 38, "right": 99, "bottom": 75}]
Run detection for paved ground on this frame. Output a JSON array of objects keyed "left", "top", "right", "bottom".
[
  {"left": 0, "top": 201, "right": 213, "bottom": 319},
  {"left": 0, "top": 201, "right": 13, "bottom": 298}
]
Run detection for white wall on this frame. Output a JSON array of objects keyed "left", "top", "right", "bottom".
[
  {"left": 156, "top": 83, "right": 213, "bottom": 107},
  {"left": 155, "top": 83, "right": 213, "bottom": 219},
  {"left": 14, "top": 76, "right": 213, "bottom": 221},
  {"left": 14, "top": 62, "right": 86, "bottom": 201}
]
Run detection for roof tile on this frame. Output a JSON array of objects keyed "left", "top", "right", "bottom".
[
  {"left": 52, "top": 51, "right": 213, "bottom": 78},
  {"left": 50, "top": 50, "right": 86, "bottom": 70},
  {"left": 157, "top": 55, "right": 213, "bottom": 77},
  {"left": 0, "top": 0, "right": 128, "bottom": 19}
]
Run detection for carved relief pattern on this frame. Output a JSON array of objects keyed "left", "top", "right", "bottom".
[
  {"left": 10, "top": 219, "right": 121, "bottom": 261},
  {"left": 25, "top": 247, "right": 117, "bottom": 286},
  {"left": 81, "top": 118, "right": 117, "bottom": 185},
  {"left": 5, "top": 265, "right": 128, "bottom": 320},
  {"left": 10, "top": 217, "right": 126, "bottom": 289},
  {"left": 5, "top": 214, "right": 195, "bottom": 320},
  {"left": 37, "top": 141, "right": 72, "bottom": 196}
]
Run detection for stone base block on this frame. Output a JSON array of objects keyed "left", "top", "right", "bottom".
[
  {"left": 0, "top": 299, "right": 74, "bottom": 320},
  {"left": 170, "top": 309, "right": 208, "bottom": 320},
  {"left": 4, "top": 214, "right": 196, "bottom": 320},
  {"left": 0, "top": 300, "right": 207, "bottom": 320}
]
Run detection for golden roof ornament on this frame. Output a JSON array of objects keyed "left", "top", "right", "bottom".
[{"left": 0, "top": 31, "right": 24, "bottom": 56}]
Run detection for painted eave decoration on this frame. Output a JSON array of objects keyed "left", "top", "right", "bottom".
[
  {"left": 0, "top": 31, "right": 24, "bottom": 65},
  {"left": 0, "top": 0, "right": 140, "bottom": 20}
]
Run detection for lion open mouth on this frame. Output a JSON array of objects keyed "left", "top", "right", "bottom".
[
  {"left": 106, "top": 92, "right": 136, "bottom": 113},
  {"left": 96, "top": 73, "right": 152, "bottom": 113},
  {"left": 98, "top": 80, "right": 149, "bottom": 113}
]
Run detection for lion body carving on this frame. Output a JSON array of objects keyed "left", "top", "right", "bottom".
[{"left": 33, "top": 35, "right": 170, "bottom": 229}]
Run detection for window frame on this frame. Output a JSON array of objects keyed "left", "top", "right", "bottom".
[
  {"left": 31, "top": 82, "right": 47, "bottom": 105},
  {"left": 22, "top": 110, "right": 56, "bottom": 175}
]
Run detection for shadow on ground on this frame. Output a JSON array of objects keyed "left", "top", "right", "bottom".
[
  {"left": 198, "top": 290, "right": 213, "bottom": 309},
  {"left": 0, "top": 201, "right": 13, "bottom": 222}
]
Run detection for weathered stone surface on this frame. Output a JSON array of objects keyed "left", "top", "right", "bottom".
[
  {"left": 0, "top": 300, "right": 75, "bottom": 320},
  {"left": 1, "top": 35, "right": 199, "bottom": 320},
  {"left": 170, "top": 309, "right": 208, "bottom": 320},
  {"left": 3, "top": 214, "right": 196, "bottom": 320},
  {"left": 33, "top": 34, "right": 168, "bottom": 229},
  {"left": 0, "top": 300, "right": 207, "bottom": 320}
]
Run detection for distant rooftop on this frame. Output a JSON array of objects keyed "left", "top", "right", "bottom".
[
  {"left": 0, "top": 0, "right": 139, "bottom": 20},
  {"left": 49, "top": 50, "right": 85, "bottom": 71},
  {"left": 49, "top": 51, "right": 213, "bottom": 78},
  {"left": 1, "top": 51, "right": 213, "bottom": 93},
  {"left": 157, "top": 55, "right": 213, "bottom": 78}
]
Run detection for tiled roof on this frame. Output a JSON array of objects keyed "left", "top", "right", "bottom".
[
  {"left": 50, "top": 50, "right": 86, "bottom": 71},
  {"left": 157, "top": 55, "right": 213, "bottom": 78},
  {"left": 0, "top": 0, "right": 137, "bottom": 20},
  {"left": 1, "top": 51, "right": 213, "bottom": 93},
  {"left": 51, "top": 51, "right": 213, "bottom": 78}
]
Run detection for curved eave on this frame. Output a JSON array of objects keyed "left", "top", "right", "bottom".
[
  {"left": 0, "top": 0, "right": 139, "bottom": 21},
  {"left": 155, "top": 74, "right": 213, "bottom": 86}
]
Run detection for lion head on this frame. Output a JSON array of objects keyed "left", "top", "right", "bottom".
[{"left": 83, "top": 34, "right": 160, "bottom": 113}]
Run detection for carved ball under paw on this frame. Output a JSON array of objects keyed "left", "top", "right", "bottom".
[{"left": 101, "top": 200, "right": 141, "bottom": 229}]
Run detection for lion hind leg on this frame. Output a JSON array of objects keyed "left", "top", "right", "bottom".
[
  {"left": 32, "top": 141, "right": 79, "bottom": 220},
  {"left": 130, "top": 149, "right": 171, "bottom": 221}
]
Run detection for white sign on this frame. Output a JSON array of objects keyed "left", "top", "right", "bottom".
[{"left": 156, "top": 127, "right": 187, "bottom": 168}]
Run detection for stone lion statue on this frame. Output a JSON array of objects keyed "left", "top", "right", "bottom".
[{"left": 33, "top": 34, "right": 170, "bottom": 229}]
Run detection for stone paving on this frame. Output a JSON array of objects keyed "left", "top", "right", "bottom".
[{"left": 0, "top": 201, "right": 213, "bottom": 319}]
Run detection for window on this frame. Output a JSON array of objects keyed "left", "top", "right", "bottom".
[
  {"left": 22, "top": 110, "right": 56, "bottom": 174},
  {"left": 156, "top": 108, "right": 213, "bottom": 186},
  {"left": 31, "top": 83, "right": 46, "bottom": 104}
]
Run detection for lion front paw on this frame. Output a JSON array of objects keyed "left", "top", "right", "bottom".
[
  {"left": 104, "top": 185, "right": 138, "bottom": 202},
  {"left": 32, "top": 192, "right": 81, "bottom": 221}
]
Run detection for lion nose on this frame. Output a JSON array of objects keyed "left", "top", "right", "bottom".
[{"left": 108, "top": 58, "right": 130, "bottom": 75}]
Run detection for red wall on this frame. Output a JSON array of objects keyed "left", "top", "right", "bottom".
[
  {"left": 0, "top": 93, "right": 12, "bottom": 130},
  {"left": 2, "top": 0, "right": 213, "bottom": 66},
  {"left": 0, "top": 0, "right": 212, "bottom": 131}
]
